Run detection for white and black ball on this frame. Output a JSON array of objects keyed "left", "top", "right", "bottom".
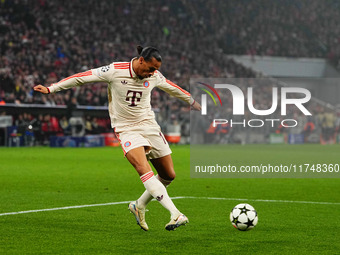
[{"left": 230, "top": 203, "right": 258, "bottom": 231}]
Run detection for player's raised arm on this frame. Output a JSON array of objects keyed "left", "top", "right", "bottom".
[
  {"left": 155, "top": 71, "right": 201, "bottom": 111},
  {"left": 33, "top": 65, "right": 114, "bottom": 94}
]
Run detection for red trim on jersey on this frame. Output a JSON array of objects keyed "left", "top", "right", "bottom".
[
  {"left": 140, "top": 171, "right": 154, "bottom": 183},
  {"left": 166, "top": 79, "right": 191, "bottom": 96},
  {"left": 57, "top": 70, "right": 92, "bottom": 84},
  {"left": 114, "top": 63, "right": 129, "bottom": 69},
  {"left": 47, "top": 87, "right": 51, "bottom": 94}
]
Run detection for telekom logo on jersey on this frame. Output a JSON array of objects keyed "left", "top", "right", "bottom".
[
  {"left": 200, "top": 84, "right": 312, "bottom": 128},
  {"left": 126, "top": 90, "right": 143, "bottom": 107}
]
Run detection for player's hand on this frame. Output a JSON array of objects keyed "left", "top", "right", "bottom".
[
  {"left": 191, "top": 101, "right": 201, "bottom": 111},
  {"left": 33, "top": 85, "right": 49, "bottom": 94}
]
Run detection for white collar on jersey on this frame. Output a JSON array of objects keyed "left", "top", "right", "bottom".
[{"left": 129, "top": 58, "right": 137, "bottom": 78}]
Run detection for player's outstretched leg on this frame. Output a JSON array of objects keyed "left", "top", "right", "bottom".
[
  {"left": 136, "top": 174, "right": 172, "bottom": 208},
  {"left": 139, "top": 171, "right": 181, "bottom": 219},
  {"left": 150, "top": 155, "right": 189, "bottom": 230},
  {"left": 136, "top": 174, "right": 188, "bottom": 231},
  {"left": 126, "top": 147, "right": 185, "bottom": 230},
  {"left": 132, "top": 175, "right": 172, "bottom": 231}
]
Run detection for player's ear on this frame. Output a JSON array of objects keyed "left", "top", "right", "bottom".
[{"left": 138, "top": 57, "right": 145, "bottom": 64}]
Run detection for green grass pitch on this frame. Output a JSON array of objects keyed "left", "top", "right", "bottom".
[{"left": 0, "top": 145, "right": 340, "bottom": 254}]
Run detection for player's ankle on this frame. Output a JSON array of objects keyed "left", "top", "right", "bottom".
[{"left": 170, "top": 210, "right": 181, "bottom": 219}]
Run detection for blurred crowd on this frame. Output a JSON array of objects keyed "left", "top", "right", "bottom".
[
  {"left": 216, "top": 0, "right": 340, "bottom": 63},
  {"left": 1, "top": 0, "right": 340, "bottom": 144},
  {"left": 0, "top": 0, "right": 257, "bottom": 107},
  {"left": 0, "top": 110, "right": 111, "bottom": 146},
  {"left": 2, "top": 0, "right": 340, "bottom": 104}
]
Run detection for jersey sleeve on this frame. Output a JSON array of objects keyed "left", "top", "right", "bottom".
[
  {"left": 48, "top": 64, "right": 114, "bottom": 93},
  {"left": 155, "top": 71, "right": 195, "bottom": 105}
]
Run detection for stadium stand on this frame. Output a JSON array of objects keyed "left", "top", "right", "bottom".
[{"left": 0, "top": 0, "right": 339, "bottom": 145}]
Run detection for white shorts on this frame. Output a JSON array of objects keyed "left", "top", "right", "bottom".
[{"left": 114, "top": 119, "right": 172, "bottom": 160}]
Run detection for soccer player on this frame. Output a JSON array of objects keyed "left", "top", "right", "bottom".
[{"left": 34, "top": 46, "right": 201, "bottom": 231}]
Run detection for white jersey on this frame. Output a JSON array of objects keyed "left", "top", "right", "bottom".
[{"left": 48, "top": 58, "right": 194, "bottom": 131}]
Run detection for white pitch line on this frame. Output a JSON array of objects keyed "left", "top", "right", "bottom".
[
  {"left": 0, "top": 196, "right": 339, "bottom": 217},
  {"left": 179, "top": 196, "right": 340, "bottom": 205},
  {"left": 0, "top": 200, "right": 131, "bottom": 217}
]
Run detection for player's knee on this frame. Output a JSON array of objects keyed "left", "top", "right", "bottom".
[
  {"left": 163, "top": 171, "right": 176, "bottom": 181},
  {"left": 168, "top": 171, "right": 176, "bottom": 180},
  {"left": 158, "top": 171, "right": 175, "bottom": 182}
]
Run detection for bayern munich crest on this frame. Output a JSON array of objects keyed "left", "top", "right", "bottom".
[
  {"left": 124, "top": 141, "right": 131, "bottom": 147},
  {"left": 143, "top": 81, "right": 150, "bottom": 88}
]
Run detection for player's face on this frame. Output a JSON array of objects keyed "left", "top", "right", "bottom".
[{"left": 136, "top": 57, "right": 161, "bottom": 79}]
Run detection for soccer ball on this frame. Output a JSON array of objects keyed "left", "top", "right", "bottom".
[{"left": 230, "top": 203, "right": 258, "bottom": 231}]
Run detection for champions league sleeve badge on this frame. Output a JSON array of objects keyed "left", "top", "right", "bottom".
[{"left": 101, "top": 65, "right": 110, "bottom": 72}]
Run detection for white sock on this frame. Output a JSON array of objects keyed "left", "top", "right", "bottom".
[
  {"left": 140, "top": 171, "right": 180, "bottom": 219},
  {"left": 137, "top": 175, "right": 172, "bottom": 208}
]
